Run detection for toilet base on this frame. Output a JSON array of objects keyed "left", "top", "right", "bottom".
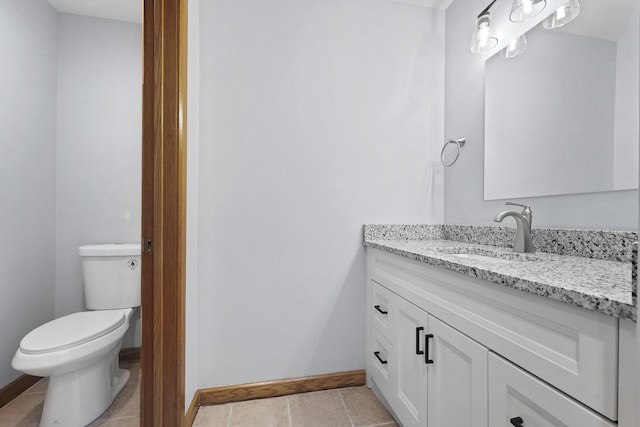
[{"left": 39, "top": 344, "right": 129, "bottom": 427}]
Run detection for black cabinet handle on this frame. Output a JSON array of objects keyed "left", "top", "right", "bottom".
[
  {"left": 374, "top": 351, "right": 388, "bottom": 364},
  {"left": 510, "top": 417, "right": 523, "bottom": 427},
  {"left": 424, "top": 334, "right": 434, "bottom": 364},
  {"left": 416, "top": 327, "right": 424, "bottom": 355},
  {"left": 374, "top": 305, "right": 388, "bottom": 315}
]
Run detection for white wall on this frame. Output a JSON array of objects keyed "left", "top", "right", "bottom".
[
  {"left": 0, "top": 0, "right": 58, "bottom": 388},
  {"left": 55, "top": 13, "right": 142, "bottom": 347},
  {"left": 444, "top": 0, "right": 638, "bottom": 230},
  {"left": 197, "top": 0, "right": 445, "bottom": 388}
]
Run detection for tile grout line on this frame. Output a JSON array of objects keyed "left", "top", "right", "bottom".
[
  {"left": 337, "top": 388, "right": 355, "bottom": 427},
  {"left": 226, "top": 403, "right": 234, "bottom": 427},
  {"left": 286, "top": 396, "right": 293, "bottom": 427}
]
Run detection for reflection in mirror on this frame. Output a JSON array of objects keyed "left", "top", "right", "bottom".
[{"left": 484, "top": 0, "right": 639, "bottom": 200}]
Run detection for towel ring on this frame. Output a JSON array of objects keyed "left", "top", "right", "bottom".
[{"left": 440, "top": 138, "right": 466, "bottom": 167}]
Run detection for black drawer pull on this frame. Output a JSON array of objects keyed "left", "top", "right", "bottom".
[
  {"left": 416, "top": 327, "right": 424, "bottom": 355},
  {"left": 374, "top": 305, "right": 388, "bottom": 315},
  {"left": 425, "top": 334, "right": 434, "bottom": 364},
  {"left": 374, "top": 351, "right": 388, "bottom": 364},
  {"left": 510, "top": 417, "right": 523, "bottom": 427}
]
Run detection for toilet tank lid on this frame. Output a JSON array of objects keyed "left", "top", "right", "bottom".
[
  {"left": 19, "top": 310, "right": 127, "bottom": 354},
  {"left": 79, "top": 243, "right": 141, "bottom": 257}
]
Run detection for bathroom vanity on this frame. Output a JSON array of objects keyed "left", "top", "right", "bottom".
[{"left": 364, "top": 225, "right": 637, "bottom": 427}]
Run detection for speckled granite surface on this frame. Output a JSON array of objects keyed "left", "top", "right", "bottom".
[
  {"left": 363, "top": 224, "right": 445, "bottom": 241},
  {"left": 633, "top": 243, "right": 638, "bottom": 309},
  {"left": 364, "top": 224, "right": 636, "bottom": 262},
  {"left": 363, "top": 224, "right": 637, "bottom": 321}
]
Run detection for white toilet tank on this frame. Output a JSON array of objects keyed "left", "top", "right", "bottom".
[{"left": 78, "top": 243, "right": 141, "bottom": 310}]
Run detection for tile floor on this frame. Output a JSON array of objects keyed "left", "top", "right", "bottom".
[
  {"left": 193, "top": 386, "right": 398, "bottom": 427},
  {"left": 0, "top": 364, "right": 397, "bottom": 427},
  {"left": 0, "top": 362, "right": 140, "bottom": 427}
]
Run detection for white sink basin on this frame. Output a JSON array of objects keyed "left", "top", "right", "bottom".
[
  {"left": 439, "top": 248, "right": 540, "bottom": 263},
  {"left": 449, "top": 253, "right": 519, "bottom": 263}
]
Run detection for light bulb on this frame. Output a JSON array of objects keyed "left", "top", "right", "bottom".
[
  {"left": 478, "top": 22, "right": 492, "bottom": 48},
  {"left": 499, "top": 34, "right": 527, "bottom": 59},
  {"left": 556, "top": 5, "right": 566, "bottom": 20},
  {"left": 510, "top": 0, "right": 546, "bottom": 22},
  {"left": 478, "top": 23, "right": 489, "bottom": 42}
]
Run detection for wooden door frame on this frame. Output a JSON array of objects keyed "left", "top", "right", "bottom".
[{"left": 141, "top": 0, "right": 188, "bottom": 426}]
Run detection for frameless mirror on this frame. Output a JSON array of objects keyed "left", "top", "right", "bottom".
[{"left": 484, "top": 0, "right": 639, "bottom": 200}]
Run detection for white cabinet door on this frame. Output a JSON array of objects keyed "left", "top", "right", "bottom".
[
  {"left": 488, "top": 353, "right": 616, "bottom": 427},
  {"left": 427, "top": 316, "right": 488, "bottom": 427},
  {"left": 394, "top": 296, "right": 429, "bottom": 427}
]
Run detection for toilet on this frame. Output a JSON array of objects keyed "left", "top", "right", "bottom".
[{"left": 12, "top": 243, "right": 141, "bottom": 427}]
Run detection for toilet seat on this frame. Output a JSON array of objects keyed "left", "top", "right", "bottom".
[{"left": 19, "top": 310, "right": 127, "bottom": 355}]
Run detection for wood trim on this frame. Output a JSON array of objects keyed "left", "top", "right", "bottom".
[
  {"left": 0, "top": 375, "right": 41, "bottom": 409},
  {"left": 198, "top": 370, "right": 366, "bottom": 407},
  {"left": 141, "top": 0, "right": 188, "bottom": 426},
  {"left": 119, "top": 347, "right": 141, "bottom": 364},
  {"left": 184, "top": 389, "right": 200, "bottom": 427},
  {"left": 140, "top": 0, "right": 158, "bottom": 423}
]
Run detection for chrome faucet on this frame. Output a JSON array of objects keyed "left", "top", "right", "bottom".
[{"left": 494, "top": 202, "right": 535, "bottom": 253}]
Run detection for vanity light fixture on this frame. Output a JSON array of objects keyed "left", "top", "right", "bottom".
[
  {"left": 509, "top": 0, "right": 547, "bottom": 22},
  {"left": 470, "top": 0, "right": 499, "bottom": 53},
  {"left": 471, "top": 0, "right": 545, "bottom": 55},
  {"left": 542, "top": 0, "right": 580, "bottom": 29},
  {"left": 499, "top": 34, "right": 528, "bottom": 58}
]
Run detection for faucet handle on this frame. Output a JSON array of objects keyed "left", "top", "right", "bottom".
[
  {"left": 505, "top": 201, "right": 528, "bottom": 208},
  {"left": 505, "top": 201, "right": 532, "bottom": 214}
]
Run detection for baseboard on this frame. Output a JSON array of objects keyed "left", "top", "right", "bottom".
[
  {"left": 0, "top": 374, "right": 41, "bottom": 409},
  {"left": 197, "top": 369, "right": 366, "bottom": 407},
  {"left": 119, "top": 347, "right": 141, "bottom": 364},
  {"left": 185, "top": 390, "right": 200, "bottom": 427}
]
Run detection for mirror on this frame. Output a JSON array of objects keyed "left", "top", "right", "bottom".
[{"left": 484, "top": 0, "right": 639, "bottom": 200}]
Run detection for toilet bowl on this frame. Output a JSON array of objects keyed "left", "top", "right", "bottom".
[
  {"left": 12, "top": 243, "right": 140, "bottom": 427},
  {"left": 13, "top": 308, "right": 134, "bottom": 426}
]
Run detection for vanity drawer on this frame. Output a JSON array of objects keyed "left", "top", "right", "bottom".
[
  {"left": 371, "top": 280, "right": 394, "bottom": 341},
  {"left": 370, "top": 327, "right": 393, "bottom": 397},
  {"left": 370, "top": 249, "right": 619, "bottom": 420},
  {"left": 488, "top": 353, "right": 616, "bottom": 427}
]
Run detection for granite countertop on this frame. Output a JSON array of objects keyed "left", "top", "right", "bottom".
[{"left": 364, "top": 225, "right": 637, "bottom": 321}]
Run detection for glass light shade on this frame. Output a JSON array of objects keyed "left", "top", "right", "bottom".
[
  {"left": 470, "top": 12, "right": 498, "bottom": 54},
  {"left": 499, "top": 34, "right": 528, "bottom": 58},
  {"left": 542, "top": 0, "right": 580, "bottom": 29},
  {"left": 509, "top": 0, "right": 547, "bottom": 22}
]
